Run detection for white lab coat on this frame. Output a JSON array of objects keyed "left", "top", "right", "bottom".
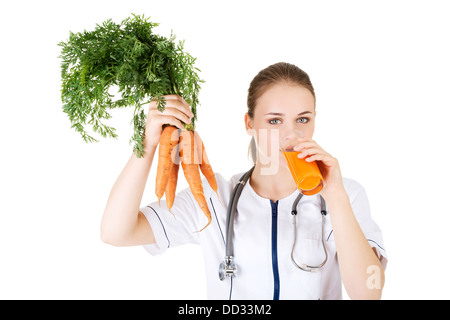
[{"left": 140, "top": 171, "right": 387, "bottom": 300}]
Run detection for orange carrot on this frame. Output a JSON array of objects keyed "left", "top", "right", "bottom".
[
  {"left": 165, "top": 162, "right": 179, "bottom": 214},
  {"left": 155, "top": 125, "right": 179, "bottom": 205},
  {"left": 194, "top": 132, "right": 220, "bottom": 204},
  {"left": 180, "top": 130, "right": 211, "bottom": 231}
]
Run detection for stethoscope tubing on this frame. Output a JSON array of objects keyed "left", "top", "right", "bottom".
[
  {"left": 220, "top": 166, "right": 328, "bottom": 281},
  {"left": 291, "top": 210, "right": 328, "bottom": 272},
  {"left": 225, "top": 166, "right": 255, "bottom": 258}
]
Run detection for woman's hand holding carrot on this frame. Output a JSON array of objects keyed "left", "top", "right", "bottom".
[
  {"left": 144, "top": 95, "right": 194, "bottom": 149},
  {"left": 146, "top": 94, "right": 217, "bottom": 231},
  {"left": 101, "top": 94, "right": 194, "bottom": 246}
]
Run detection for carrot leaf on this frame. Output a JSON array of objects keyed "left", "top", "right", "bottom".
[{"left": 58, "top": 14, "right": 203, "bottom": 157}]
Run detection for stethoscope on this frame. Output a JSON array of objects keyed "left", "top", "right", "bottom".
[{"left": 218, "top": 166, "right": 329, "bottom": 281}]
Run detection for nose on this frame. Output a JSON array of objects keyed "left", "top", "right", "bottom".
[
  {"left": 281, "top": 128, "right": 305, "bottom": 139},
  {"left": 280, "top": 129, "right": 305, "bottom": 150}
]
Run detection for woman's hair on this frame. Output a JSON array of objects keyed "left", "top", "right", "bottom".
[{"left": 247, "top": 62, "right": 316, "bottom": 164}]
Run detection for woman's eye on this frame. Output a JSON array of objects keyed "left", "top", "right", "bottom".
[
  {"left": 269, "top": 118, "right": 281, "bottom": 125},
  {"left": 268, "top": 117, "right": 309, "bottom": 125},
  {"left": 297, "top": 117, "right": 310, "bottom": 124}
]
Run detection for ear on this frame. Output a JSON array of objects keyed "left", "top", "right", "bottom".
[{"left": 244, "top": 113, "right": 254, "bottom": 136}]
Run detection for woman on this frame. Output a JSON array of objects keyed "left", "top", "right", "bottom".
[{"left": 101, "top": 62, "right": 387, "bottom": 300}]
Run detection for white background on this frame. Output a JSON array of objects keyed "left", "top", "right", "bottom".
[{"left": 1, "top": 0, "right": 449, "bottom": 300}]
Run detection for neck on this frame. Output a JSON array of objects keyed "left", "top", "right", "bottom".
[{"left": 249, "top": 162, "right": 297, "bottom": 202}]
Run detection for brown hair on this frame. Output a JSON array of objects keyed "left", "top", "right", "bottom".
[
  {"left": 247, "top": 62, "right": 316, "bottom": 164},
  {"left": 247, "top": 62, "right": 315, "bottom": 117}
]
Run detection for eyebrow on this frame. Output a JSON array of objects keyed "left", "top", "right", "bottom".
[{"left": 264, "top": 111, "right": 313, "bottom": 116}]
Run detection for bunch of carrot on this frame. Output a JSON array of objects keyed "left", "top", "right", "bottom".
[{"left": 155, "top": 125, "right": 218, "bottom": 232}]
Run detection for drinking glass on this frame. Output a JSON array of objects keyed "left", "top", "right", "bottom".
[{"left": 280, "top": 130, "right": 323, "bottom": 195}]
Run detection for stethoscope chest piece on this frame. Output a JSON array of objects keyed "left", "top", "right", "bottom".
[{"left": 219, "top": 256, "right": 237, "bottom": 280}]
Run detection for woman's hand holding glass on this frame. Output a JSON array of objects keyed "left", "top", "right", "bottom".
[{"left": 293, "top": 137, "right": 345, "bottom": 200}]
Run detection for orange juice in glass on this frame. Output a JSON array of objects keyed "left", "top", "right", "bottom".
[{"left": 280, "top": 131, "right": 323, "bottom": 195}]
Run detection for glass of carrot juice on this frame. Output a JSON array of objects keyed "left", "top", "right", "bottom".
[{"left": 280, "top": 130, "right": 323, "bottom": 196}]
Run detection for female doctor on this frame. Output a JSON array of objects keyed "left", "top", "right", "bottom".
[{"left": 101, "top": 62, "right": 387, "bottom": 300}]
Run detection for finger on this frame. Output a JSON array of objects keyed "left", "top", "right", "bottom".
[
  {"left": 294, "top": 141, "right": 321, "bottom": 152},
  {"left": 155, "top": 107, "right": 192, "bottom": 125},
  {"left": 148, "top": 95, "right": 185, "bottom": 109},
  {"left": 294, "top": 141, "right": 314, "bottom": 151},
  {"left": 148, "top": 95, "right": 193, "bottom": 116},
  {"left": 155, "top": 115, "right": 184, "bottom": 129},
  {"left": 305, "top": 153, "right": 335, "bottom": 165},
  {"left": 149, "top": 98, "right": 193, "bottom": 121},
  {"left": 162, "top": 95, "right": 193, "bottom": 117},
  {"left": 304, "top": 154, "right": 322, "bottom": 162},
  {"left": 163, "top": 94, "right": 187, "bottom": 104},
  {"left": 297, "top": 146, "right": 323, "bottom": 158}
]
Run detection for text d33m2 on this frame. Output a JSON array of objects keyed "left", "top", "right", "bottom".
[{"left": 222, "top": 304, "right": 272, "bottom": 315}]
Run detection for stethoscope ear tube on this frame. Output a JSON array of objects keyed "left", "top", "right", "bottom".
[
  {"left": 225, "top": 166, "right": 255, "bottom": 258},
  {"left": 219, "top": 166, "right": 255, "bottom": 281}
]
